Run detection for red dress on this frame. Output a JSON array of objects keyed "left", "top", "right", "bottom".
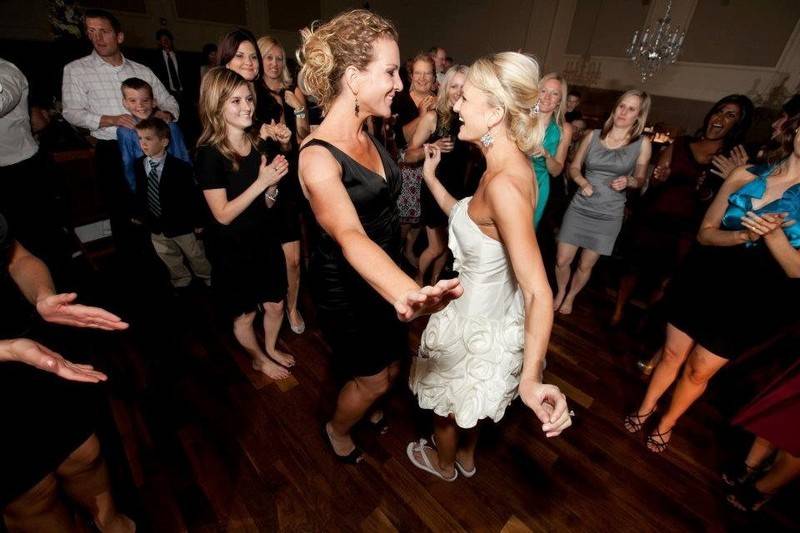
[{"left": 733, "top": 359, "right": 800, "bottom": 456}]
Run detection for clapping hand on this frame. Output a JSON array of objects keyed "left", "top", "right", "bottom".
[
  {"left": 258, "top": 154, "right": 289, "bottom": 188},
  {"left": 394, "top": 278, "right": 463, "bottom": 322},
  {"left": 417, "top": 95, "right": 435, "bottom": 115},
  {"left": 711, "top": 145, "right": 748, "bottom": 179},
  {"left": 740, "top": 211, "right": 794, "bottom": 240},
  {"left": 433, "top": 136, "right": 454, "bottom": 153},
  {"left": 10, "top": 338, "right": 108, "bottom": 383},
  {"left": 519, "top": 380, "right": 572, "bottom": 437},
  {"left": 36, "top": 293, "right": 128, "bottom": 331},
  {"left": 284, "top": 90, "right": 301, "bottom": 110}
]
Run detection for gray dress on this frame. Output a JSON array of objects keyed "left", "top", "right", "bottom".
[{"left": 558, "top": 130, "right": 644, "bottom": 256}]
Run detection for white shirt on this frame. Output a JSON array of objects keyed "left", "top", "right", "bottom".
[
  {"left": 161, "top": 50, "right": 182, "bottom": 92},
  {"left": 62, "top": 50, "right": 180, "bottom": 141},
  {"left": 143, "top": 154, "right": 165, "bottom": 181},
  {"left": 0, "top": 58, "right": 38, "bottom": 166}
]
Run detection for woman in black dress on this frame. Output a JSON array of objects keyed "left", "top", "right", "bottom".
[
  {"left": 256, "top": 35, "right": 310, "bottom": 334},
  {"left": 0, "top": 213, "right": 133, "bottom": 531},
  {"left": 404, "top": 64, "right": 469, "bottom": 284},
  {"left": 625, "top": 116, "right": 800, "bottom": 453},
  {"left": 196, "top": 67, "right": 293, "bottom": 380},
  {"left": 297, "top": 9, "right": 462, "bottom": 463}
]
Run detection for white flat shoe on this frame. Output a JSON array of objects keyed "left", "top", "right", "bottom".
[
  {"left": 431, "top": 433, "right": 476, "bottom": 478},
  {"left": 406, "top": 439, "right": 457, "bottom": 482}
]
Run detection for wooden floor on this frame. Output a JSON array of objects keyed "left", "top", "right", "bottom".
[{"left": 83, "top": 251, "right": 799, "bottom": 533}]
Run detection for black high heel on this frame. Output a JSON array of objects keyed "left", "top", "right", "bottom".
[{"left": 321, "top": 424, "right": 364, "bottom": 464}]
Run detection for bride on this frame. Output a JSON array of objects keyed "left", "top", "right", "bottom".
[{"left": 407, "top": 52, "right": 572, "bottom": 481}]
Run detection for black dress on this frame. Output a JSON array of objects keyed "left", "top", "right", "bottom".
[
  {"left": 255, "top": 84, "right": 303, "bottom": 244},
  {"left": 300, "top": 134, "right": 407, "bottom": 379},
  {"left": 195, "top": 145, "right": 287, "bottom": 317},
  {"left": 421, "top": 114, "right": 471, "bottom": 228},
  {"left": 0, "top": 213, "right": 97, "bottom": 506}
]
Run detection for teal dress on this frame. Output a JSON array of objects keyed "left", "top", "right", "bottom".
[
  {"left": 663, "top": 164, "right": 800, "bottom": 360},
  {"left": 531, "top": 119, "right": 560, "bottom": 227}
]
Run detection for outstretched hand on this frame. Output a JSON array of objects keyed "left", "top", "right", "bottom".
[
  {"left": 36, "top": 293, "right": 129, "bottom": 331},
  {"left": 11, "top": 338, "right": 108, "bottom": 383},
  {"left": 519, "top": 381, "right": 572, "bottom": 437},
  {"left": 394, "top": 278, "right": 463, "bottom": 322}
]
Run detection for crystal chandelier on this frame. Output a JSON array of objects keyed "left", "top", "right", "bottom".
[{"left": 627, "top": 0, "right": 685, "bottom": 82}]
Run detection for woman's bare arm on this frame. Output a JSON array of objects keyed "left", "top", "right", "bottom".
[{"left": 697, "top": 166, "right": 757, "bottom": 246}]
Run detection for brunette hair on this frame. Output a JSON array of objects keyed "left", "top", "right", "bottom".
[
  {"left": 297, "top": 9, "right": 398, "bottom": 113},
  {"left": 697, "top": 94, "right": 754, "bottom": 152},
  {"left": 197, "top": 67, "right": 258, "bottom": 170},
  {"left": 121, "top": 77, "right": 153, "bottom": 98},
  {"left": 765, "top": 114, "right": 800, "bottom": 166},
  {"left": 217, "top": 28, "right": 263, "bottom": 81},
  {"left": 135, "top": 116, "right": 171, "bottom": 142},
  {"left": 84, "top": 9, "right": 121, "bottom": 33}
]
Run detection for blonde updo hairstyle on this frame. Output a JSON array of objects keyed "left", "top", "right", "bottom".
[
  {"left": 197, "top": 66, "right": 258, "bottom": 171},
  {"left": 297, "top": 9, "right": 398, "bottom": 114},
  {"left": 466, "top": 52, "right": 545, "bottom": 156},
  {"left": 257, "top": 35, "right": 293, "bottom": 86}
]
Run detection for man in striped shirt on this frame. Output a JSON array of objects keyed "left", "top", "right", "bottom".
[{"left": 61, "top": 8, "right": 180, "bottom": 250}]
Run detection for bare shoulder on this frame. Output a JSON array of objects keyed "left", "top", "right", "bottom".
[
  {"left": 298, "top": 137, "right": 340, "bottom": 183},
  {"left": 484, "top": 167, "right": 532, "bottom": 205},
  {"left": 727, "top": 164, "right": 757, "bottom": 185}
]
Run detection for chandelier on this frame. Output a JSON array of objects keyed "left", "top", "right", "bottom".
[{"left": 627, "top": 0, "right": 685, "bottom": 82}]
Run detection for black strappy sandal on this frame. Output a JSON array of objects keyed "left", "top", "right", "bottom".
[
  {"left": 321, "top": 424, "right": 364, "bottom": 464},
  {"left": 646, "top": 427, "right": 673, "bottom": 453},
  {"left": 726, "top": 482, "right": 774, "bottom": 512},
  {"left": 624, "top": 407, "right": 657, "bottom": 434}
]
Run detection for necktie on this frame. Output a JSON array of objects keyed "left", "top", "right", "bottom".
[
  {"left": 147, "top": 159, "right": 162, "bottom": 218},
  {"left": 166, "top": 52, "right": 182, "bottom": 92}
]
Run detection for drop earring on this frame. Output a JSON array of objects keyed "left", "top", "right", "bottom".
[
  {"left": 532, "top": 100, "right": 540, "bottom": 115},
  {"left": 480, "top": 130, "right": 494, "bottom": 147},
  {"left": 354, "top": 95, "right": 360, "bottom": 116}
]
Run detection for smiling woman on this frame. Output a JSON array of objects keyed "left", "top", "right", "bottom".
[{"left": 296, "top": 9, "right": 462, "bottom": 465}]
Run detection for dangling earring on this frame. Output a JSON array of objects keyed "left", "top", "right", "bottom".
[
  {"left": 480, "top": 130, "right": 494, "bottom": 147},
  {"left": 532, "top": 100, "right": 541, "bottom": 115},
  {"left": 354, "top": 95, "right": 360, "bottom": 116}
]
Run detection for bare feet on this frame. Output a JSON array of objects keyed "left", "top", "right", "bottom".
[
  {"left": 252, "top": 357, "right": 291, "bottom": 380},
  {"left": 610, "top": 310, "right": 623, "bottom": 326},
  {"left": 557, "top": 299, "right": 573, "bottom": 315},
  {"left": 553, "top": 291, "right": 566, "bottom": 312},
  {"left": 325, "top": 422, "right": 357, "bottom": 457},
  {"left": 267, "top": 349, "right": 295, "bottom": 368}
]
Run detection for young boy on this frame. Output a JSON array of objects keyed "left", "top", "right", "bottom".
[
  {"left": 132, "top": 117, "right": 211, "bottom": 288},
  {"left": 118, "top": 77, "right": 191, "bottom": 192}
]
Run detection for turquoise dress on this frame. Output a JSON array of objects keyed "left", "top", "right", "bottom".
[
  {"left": 663, "top": 164, "right": 800, "bottom": 360},
  {"left": 531, "top": 119, "right": 560, "bottom": 227}
]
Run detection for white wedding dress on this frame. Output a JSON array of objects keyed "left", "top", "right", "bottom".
[{"left": 410, "top": 197, "right": 526, "bottom": 429}]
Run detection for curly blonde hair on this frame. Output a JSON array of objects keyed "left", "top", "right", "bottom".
[
  {"left": 197, "top": 67, "right": 258, "bottom": 171},
  {"left": 466, "top": 52, "right": 544, "bottom": 156},
  {"left": 297, "top": 9, "right": 398, "bottom": 113}
]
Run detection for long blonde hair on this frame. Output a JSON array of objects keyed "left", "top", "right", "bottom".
[
  {"left": 539, "top": 72, "right": 568, "bottom": 129},
  {"left": 435, "top": 64, "right": 468, "bottom": 131},
  {"left": 466, "top": 52, "right": 544, "bottom": 156},
  {"left": 297, "top": 9, "right": 398, "bottom": 114},
  {"left": 197, "top": 67, "right": 258, "bottom": 171},
  {"left": 257, "top": 35, "right": 293, "bottom": 86},
  {"left": 601, "top": 89, "right": 651, "bottom": 141}
]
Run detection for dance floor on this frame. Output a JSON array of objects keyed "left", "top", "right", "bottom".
[{"left": 87, "top": 253, "right": 798, "bottom": 533}]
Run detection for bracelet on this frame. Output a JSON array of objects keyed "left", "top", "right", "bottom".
[
  {"left": 398, "top": 149, "right": 407, "bottom": 164},
  {"left": 265, "top": 187, "right": 280, "bottom": 201},
  {"left": 293, "top": 106, "right": 306, "bottom": 118}
]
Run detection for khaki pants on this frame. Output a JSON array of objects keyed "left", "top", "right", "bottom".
[{"left": 150, "top": 232, "right": 212, "bottom": 288}]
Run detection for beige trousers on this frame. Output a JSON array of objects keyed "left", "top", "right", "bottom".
[{"left": 150, "top": 232, "right": 212, "bottom": 288}]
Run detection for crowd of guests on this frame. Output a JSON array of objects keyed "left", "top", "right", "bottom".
[{"left": 0, "top": 6, "right": 798, "bottom": 529}]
